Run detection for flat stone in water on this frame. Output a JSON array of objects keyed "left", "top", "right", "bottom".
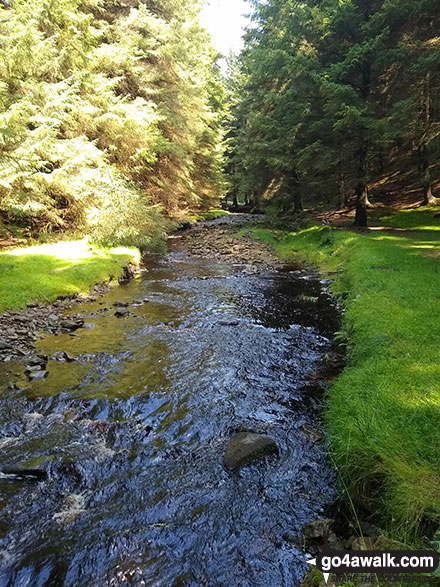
[
  {"left": 61, "top": 318, "right": 84, "bottom": 330},
  {"left": 223, "top": 432, "right": 278, "bottom": 471},
  {"left": 2, "top": 467, "right": 47, "bottom": 481},
  {"left": 29, "top": 370, "right": 48, "bottom": 381}
]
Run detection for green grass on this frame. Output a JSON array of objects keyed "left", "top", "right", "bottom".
[
  {"left": 0, "top": 239, "right": 140, "bottom": 313},
  {"left": 199, "top": 209, "right": 230, "bottom": 221},
  {"left": 240, "top": 208, "right": 440, "bottom": 541},
  {"left": 375, "top": 206, "right": 440, "bottom": 231}
]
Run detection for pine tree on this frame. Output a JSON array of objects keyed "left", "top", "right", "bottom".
[{"left": 0, "top": 0, "right": 225, "bottom": 242}]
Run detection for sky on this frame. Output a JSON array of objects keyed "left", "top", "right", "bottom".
[{"left": 200, "top": 0, "right": 249, "bottom": 57}]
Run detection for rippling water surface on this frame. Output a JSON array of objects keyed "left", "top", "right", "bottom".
[{"left": 0, "top": 238, "right": 339, "bottom": 587}]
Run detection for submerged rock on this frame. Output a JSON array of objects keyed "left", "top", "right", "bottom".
[
  {"left": 53, "top": 494, "right": 86, "bottom": 525},
  {"left": 26, "top": 354, "right": 48, "bottom": 368},
  {"left": 115, "top": 307, "right": 129, "bottom": 317},
  {"left": 223, "top": 432, "right": 278, "bottom": 471},
  {"left": 218, "top": 318, "right": 240, "bottom": 326},
  {"left": 60, "top": 318, "right": 84, "bottom": 331},
  {"left": 52, "top": 351, "right": 76, "bottom": 362},
  {"left": 2, "top": 467, "right": 47, "bottom": 480},
  {"left": 28, "top": 370, "right": 48, "bottom": 381}
]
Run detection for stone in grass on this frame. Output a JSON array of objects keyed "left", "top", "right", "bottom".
[
  {"left": 351, "top": 535, "right": 406, "bottom": 551},
  {"left": 223, "top": 432, "right": 279, "bottom": 471},
  {"left": 302, "top": 518, "right": 334, "bottom": 540},
  {"left": 115, "top": 306, "right": 129, "bottom": 317}
]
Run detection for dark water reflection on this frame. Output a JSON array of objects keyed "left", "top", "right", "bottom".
[{"left": 0, "top": 247, "right": 339, "bottom": 587}]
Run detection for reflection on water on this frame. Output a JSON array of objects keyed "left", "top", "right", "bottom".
[{"left": 0, "top": 248, "right": 339, "bottom": 587}]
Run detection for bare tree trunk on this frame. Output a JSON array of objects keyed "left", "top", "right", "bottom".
[
  {"left": 293, "top": 191, "right": 303, "bottom": 212},
  {"left": 423, "top": 182, "right": 438, "bottom": 205},
  {"left": 364, "top": 185, "right": 373, "bottom": 208},
  {"left": 420, "top": 74, "right": 438, "bottom": 205},
  {"left": 354, "top": 182, "right": 368, "bottom": 227}
]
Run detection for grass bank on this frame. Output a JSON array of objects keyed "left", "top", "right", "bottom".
[
  {"left": 240, "top": 208, "right": 440, "bottom": 542},
  {"left": 0, "top": 239, "right": 140, "bottom": 313}
]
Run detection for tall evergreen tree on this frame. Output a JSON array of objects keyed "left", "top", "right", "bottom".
[
  {"left": 227, "top": 0, "right": 440, "bottom": 221},
  {"left": 0, "top": 0, "right": 225, "bottom": 243}
]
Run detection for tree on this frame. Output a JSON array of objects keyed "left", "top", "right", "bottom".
[
  {"left": 227, "top": 0, "right": 439, "bottom": 219},
  {"left": 0, "top": 0, "right": 225, "bottom": 242}
]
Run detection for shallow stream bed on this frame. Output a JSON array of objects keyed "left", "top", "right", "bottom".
[{"left": 0, "top": 229, "right": 339, "bottom": 586}]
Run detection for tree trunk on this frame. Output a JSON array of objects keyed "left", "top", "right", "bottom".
[
  {"left": 423, "top": 182, "right": 438, "bottom": 206},
  {"left": 354, "top": 182, "right": 368, "bottom": 227},
  {"left": 293, "top": 191, "right": 303, "bottom": 212},
  {"left": 232, "top": 190, "right": 238, "bottom": 209},
  {"left": 420, "top": 74, "right": 437, "bottom": 205},
  {"left": 364, "top": 185, "right": 373, "bottom": 208}
]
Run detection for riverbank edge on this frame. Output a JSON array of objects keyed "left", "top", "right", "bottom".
[
  {"left": 0, "top": 240, "right": 141, "bottom": 361},
  {"left": 239, "top": 223, "right": 440, "bottom": 554},
  {"left": 0, "top": 239, "right": 141, "bottom": 314}
]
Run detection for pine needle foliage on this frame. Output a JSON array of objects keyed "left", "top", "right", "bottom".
[
  {"left": 0, "top": 0, "right": 225, "bottom": 246},
  {"left": 227, "top": 0, "right": 440, "bottom": 213}
]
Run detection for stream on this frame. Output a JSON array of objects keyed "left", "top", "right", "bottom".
[{"left": 0, "top": 225, "right": 339, "bottom": 586}]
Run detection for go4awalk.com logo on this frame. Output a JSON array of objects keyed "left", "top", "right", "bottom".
[{"left": 307, "top": 549, "right": 439, "bottom": 584}]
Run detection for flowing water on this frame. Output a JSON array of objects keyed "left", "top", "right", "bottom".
[{"left": 0, "top": 229, "right": 339, "bottom": 587}]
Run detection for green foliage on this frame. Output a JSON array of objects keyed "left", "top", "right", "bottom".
[
  {"left": 89, "top": 186, "right": 170, "bottom": 251},
  {"left": 245, "top": 209, "right": 440, "bottom": 540},
  {"left": 0, "top": 0, "right": 225, "bottom": 244},
  {"left": 227, "top": 0, "right": 440, "bottom": 210}
]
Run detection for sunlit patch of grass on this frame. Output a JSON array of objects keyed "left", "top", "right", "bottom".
[
  {"left": 377, "top": 206, "right": 440, "bottom": 230},
  {"left": 243, "top": 212, "right": 440, "bottom": 542},
  {"left": 200, "top": 209, "right": 230, "bottom": 220},
  {"left": 0, "top": 239, "right": 139, "bottom": 312}
]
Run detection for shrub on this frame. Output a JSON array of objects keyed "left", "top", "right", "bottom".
[{"left": 88, "top": 179, "right": 170, "bottom": 251}]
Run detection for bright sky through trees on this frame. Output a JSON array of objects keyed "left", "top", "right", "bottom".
[{"left": 201, "top": 0, "right": 249, "bottom": 56}]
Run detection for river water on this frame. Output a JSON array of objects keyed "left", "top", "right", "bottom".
[{"left": 0, "top": 232, "right": 339, "bottom": 586}]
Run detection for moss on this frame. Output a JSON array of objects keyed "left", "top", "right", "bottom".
[{"left": 200, "top": 209, "right": 230, "bottom": 220}]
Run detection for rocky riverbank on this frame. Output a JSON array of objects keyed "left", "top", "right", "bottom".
[
  {"left": 0, "top": 265, "right": 136, "bottom": 363},
  {"left": 175, "top": 214, "right": 306, "bottom": 273}
]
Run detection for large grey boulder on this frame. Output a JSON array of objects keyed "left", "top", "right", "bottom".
[{"left": 223, "top": 432, "right": 278, "bottom": 471}]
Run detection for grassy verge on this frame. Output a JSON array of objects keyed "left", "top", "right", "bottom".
[
  {"left": 0, "top": 238, "right": 140, "bottom": 313},
  {"left": 199, "top": 208, "right": 230, "bottom": 221},
  {"left": 240, "top": 208, "right": 440, "bottom": 542}
]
